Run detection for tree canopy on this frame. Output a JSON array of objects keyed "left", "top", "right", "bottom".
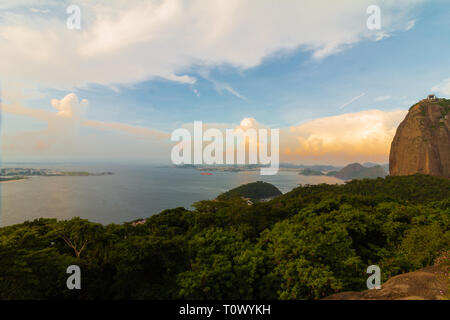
[{"left": 0, "top": 174, "right": 448, "bottom": 299}]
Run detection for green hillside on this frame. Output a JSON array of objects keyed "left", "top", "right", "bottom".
[
  {"left": 0, "top": 174, "right": 448, "bottom": 300},
  {"left": 217, "top": 181, "right": 282, "bottom": 201}
]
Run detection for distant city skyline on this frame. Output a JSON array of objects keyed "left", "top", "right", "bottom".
[{"left": 1, "top": 0, "right": 450, "bottom": 165}]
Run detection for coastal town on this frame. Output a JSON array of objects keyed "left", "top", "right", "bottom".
[{"left": 0, "top": 168, "right": 114, "bottom": 181}]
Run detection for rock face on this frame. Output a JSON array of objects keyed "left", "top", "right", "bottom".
[
  {"left": 324, "top": 265, "right": 448, "bottom": 300},
  {"left": 389, "top": 98, "right": 450, "bottom": 178}
]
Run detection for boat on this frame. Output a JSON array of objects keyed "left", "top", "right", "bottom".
[{"left": 200, "top": 172, "right": 213, "bottom": 175}]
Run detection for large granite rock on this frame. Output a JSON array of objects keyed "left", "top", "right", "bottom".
[
  {"left": 389, "top": 97, "right": 450, "bottom": 178},
  {"left": 324, "top": 265, "right": 448, "bottom": 300}
]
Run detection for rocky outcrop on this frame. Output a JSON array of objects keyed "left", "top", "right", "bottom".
[
  {"left": 324, "top": 265, "right": 448, "bottom": 300},
  {"left": 389, "top": 98, "right": 450, "bottom": 178}
]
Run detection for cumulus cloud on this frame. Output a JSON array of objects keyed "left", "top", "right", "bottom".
[
  {"left": 0, "top": 0, "right": 425, "bottom": 90},
  {"left": 239, "top": 118, "right": 261, "bottom": 129},
  {"left": 282, "top": 109, "right": 407, "bottom": 164},
  {"left": 1, "top": 93, "right": 88, "bottom": 158},
  {"left": 51, "top": 93, "right": 88, "bottom": 119},
  {"left": 174, "top": 110, "right": 407, "bottom": 165}
]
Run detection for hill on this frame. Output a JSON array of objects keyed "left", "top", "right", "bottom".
[
  {"left": 298, "top": 168, "right": 324, "bottom": 176},
  {"left": 326, "top": 163, "right": 387, "bottom": 180},
  {"left": 325, "top": 261, "right": 449, "bottom": 300},
  {"left": 363, "top": 162, "right": 389, "bottom": 172},
  {"left": 216, "top": 181, "right": 282, "bottom": 201}
]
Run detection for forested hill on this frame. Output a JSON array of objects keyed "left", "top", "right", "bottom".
[
  {"left": 216, "top": 181, "right": 282, "bottom": 201},
  {"left": 0, "top": 174, "right": 448, "bottom": 300},
  {"left": 279, "top": 173, "right": 449, "bottom": 205}
]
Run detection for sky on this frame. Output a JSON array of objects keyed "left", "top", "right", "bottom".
[{"left": 1, "top": 0, "right": 449, "bottom": 165}]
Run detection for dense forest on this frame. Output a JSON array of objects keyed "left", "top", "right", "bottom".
[{"left": 0, "top": 174, "right": 448, "bottom": 299}]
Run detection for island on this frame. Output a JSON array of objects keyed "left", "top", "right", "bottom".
[{"left": 216, "top": 181, "right": 282, "bottom": 203}]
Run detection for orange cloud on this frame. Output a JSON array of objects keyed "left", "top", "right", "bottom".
[
  {"left": 1, "top": 103, "right": 54, "bottom": 121},
  {"left": 281, "top": 109, "right": 407, "bottom": 164}
]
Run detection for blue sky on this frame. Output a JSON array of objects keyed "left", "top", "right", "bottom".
[{"left": 1, "top": 0, "right": 449, "bottom": 164}]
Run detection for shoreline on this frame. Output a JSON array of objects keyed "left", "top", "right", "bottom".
[{"left": 0, "top": 178, "right": 28, "bottom": 183}]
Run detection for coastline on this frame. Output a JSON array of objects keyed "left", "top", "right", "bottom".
[{"left": 0, "top": 178, "right": 28, "bottom": 183}]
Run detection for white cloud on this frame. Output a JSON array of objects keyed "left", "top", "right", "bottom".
[
  {"left": 404, "top": 19, "right": 417, "bottom": 31},
  {"left": 431, "top": 78, "right": 450, "bottom": 95},
  {"left": 29, "top": 8, "right": 49, "bottom": 14},
  {"left": 198, "top": 69, "right": 247, "bottom": 100},
  {"left": 338, "top": 92, "right": 367, "bottom": 110},
  {"left": 0, "top": 0, "right": 425, "bottom": 90},
  {"left": 51, "top": 93, "right": 88, "bottom": 119},
  {"left": 213, "top": 82, "right": 247, "bottom": 101}
]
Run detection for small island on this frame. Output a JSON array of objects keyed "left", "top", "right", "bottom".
[{"left": 216, "top": 181, "right": 282, "bottom": 203}]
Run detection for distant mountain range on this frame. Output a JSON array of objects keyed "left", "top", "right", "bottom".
[
  {"left": 362, "top": 162, "right": 390, "bottom": 172},
  {"left": 299, "top": 162, "right": 388, "bottom": 180},
  {"left": 326, "top": 163, "right": 387, "bottom": 180},
  {"left": 172, "top": 162, "right": 390, "bottom": 177},
  {"left": 280, "top": 163, "right": 339, "bottom": 171}
]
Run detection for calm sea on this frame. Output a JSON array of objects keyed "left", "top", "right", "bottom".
[{"left": 0, "top": 164, "right": 342, "bottom": 227}]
